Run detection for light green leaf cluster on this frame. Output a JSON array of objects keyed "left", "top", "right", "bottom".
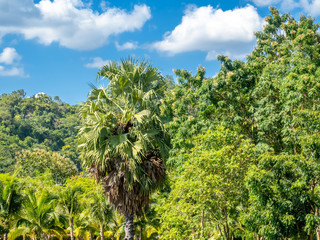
[{"left": 158, "top": 128, "right": 256, "bottom": 239}]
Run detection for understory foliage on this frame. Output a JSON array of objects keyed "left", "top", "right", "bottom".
[{"left": 0, "top": 173, "right": 134, "bottom": 240}]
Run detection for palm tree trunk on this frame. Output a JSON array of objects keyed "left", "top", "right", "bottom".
[
  {"left": 100, "top": 224, "right": 104, "bottom": 240},
  {"left": 70, "top": 217, "right": 74, "bottom": 240},
  {"left": 124, "top": 214, "right": 134, "bottom": 240}
]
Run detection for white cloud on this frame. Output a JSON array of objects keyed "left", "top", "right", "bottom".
[
  {"left": 0, "top": 48, "right": 21, "bottom": 65},
  {"left": 251, "top": 0, "right": 320, "bottom": 16},
  {"left": 0, "top": 0, "right": 151, "bottom": 50},
  {"left": 0, "top": 47, "right": 27, "bottom": 77},
  {"left": 85, "top": 57, "right": 111, "bottom": 68},
  {"left": 100, "top": 0, "right": 108, "bottom": 11},
  {"left": 151, "top": 5, "right": 264, "bottom": 59},
  {"left": 115, "top": 41, "right": 138, "bottom": 50},
  {"left": 0, "top": 66, "right": 26, "bottom": 77},
  {"left": 251, "top": 0, "right": 281, "bottom": 6},
  {"left": 279, "top": 0, "right": 301, "bottom": 11},
  {"left": 299, "top": 0, "right": 320, "bottom": 16}
]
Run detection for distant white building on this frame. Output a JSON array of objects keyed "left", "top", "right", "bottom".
[{"left": 35, "top": 92, "right": 46, "bottom": 98}]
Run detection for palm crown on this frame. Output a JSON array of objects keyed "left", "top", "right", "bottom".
[{"left": 78, "top": 58, "right": 170, "bottom": 217}]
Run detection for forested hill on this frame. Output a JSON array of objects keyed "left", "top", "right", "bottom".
[{"left": 0, "top": 89, "right": 80, "bottom": 173}]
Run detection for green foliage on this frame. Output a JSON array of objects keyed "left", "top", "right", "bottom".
[
  {"left": 161, "top": 67, "right": 215, "bottom": 167},
  {"left": 158, "top": 128, "right": 256, "bottom": 239},
  {"left": 79, "top": 58, "right": 171, "bottom": 215},
  {"left": 12, "top": 189, "right": 64, "bottom": 240},
  {"left": 1, "top": 6, "right": 320, "bottom": 240},
  {"left": 0, "top": 173, "right": 126, "bottom": 240},
  {"left": 0, "top": 90, "right": 80, "bottom": 173},
  {"left": 134, "top": 193, "right": 161, "bottom": 240},
  {"left": 84, "top": 189, "right": 113, "bottom": 240},
  {"left": 0, "top": 173, "right": 22, "bottom": 236},
  {"left": 157, "top": 7, "right": 320, "bottom": 239},
  {"left": 58, "top": 184, "right": 83, "bottom": 219},
  {"left": 243, "top": 153, "right": 320, "bottom": 239},
  {"left": 15, "top": 148, "right": 78, "bottom": 184},
  {"left": 79, "top": 58, "right": 172, "bottom": 239}
]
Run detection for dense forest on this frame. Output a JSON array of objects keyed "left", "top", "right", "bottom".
[
  {"left": 1, "top": 8, "right": 320, "bottom": 240},
  {"left": 0, "top": 90, "right": 80, "bottom": 173}
]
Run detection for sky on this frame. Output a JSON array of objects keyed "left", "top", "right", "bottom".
[{"left": 0, "top": 0, "right": 319, "bottom": 105}]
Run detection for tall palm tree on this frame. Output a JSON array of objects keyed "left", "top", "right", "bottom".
[
  {"left": 10, "top": 189, "right": 64, "bottom": 240},
  {"left": 0, "top": 174, "right": 22, "bottom": 240},
  {"left": 57, "top": 185, "right": 83, "bottom": 240},
  {"left": 78, "top": 58, "right": 170, "bottom": 239}
]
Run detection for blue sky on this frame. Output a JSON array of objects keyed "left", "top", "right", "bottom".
[{"left": 0, "top": 0, "right": 319, "bottom": 104}]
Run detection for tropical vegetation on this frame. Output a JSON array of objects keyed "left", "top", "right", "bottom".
[{"left": 1, "top": 7, "right": 320, "bottom": 240}]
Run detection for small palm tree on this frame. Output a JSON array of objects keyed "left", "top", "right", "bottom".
[
  {"left": 105, "top": 212, "right": 125, "bottom": 240},
  {"left": 10, "top": 189, "right": 64, "bottom": 240},
  {"left": 73, "top": 213, "right": 95, "bottom": 240},
  {"left": 79, "top": 58, "right": 170, "bottom": 239},
  {"left": 0, "top": 174, "right": 22, "bottom": 240},
  {"left": 87, "top": 191, "right": 113, "bottom": 240},
  {"left": 57, "top": 185, "right": 83, "bottom": 240}
]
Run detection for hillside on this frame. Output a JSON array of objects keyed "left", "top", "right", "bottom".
[{"left": 0, "top": 89, "right": 80, "bottom": 173}]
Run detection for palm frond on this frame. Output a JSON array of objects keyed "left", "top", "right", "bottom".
[{"left": 78, "top": 57, "right": 171, "bottom": 216}]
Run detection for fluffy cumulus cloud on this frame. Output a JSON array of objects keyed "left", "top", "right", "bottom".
[
  {"left": 0, "top": 48, "right": 26, "bottom": 77},
  {"left": 0, "top": 48, "right": 21, "bottom": 65},
  {"left": 0, "top": 0, "right": 151, "bottom": 50},
  {"left": 115, "top": 41, "right": 139, "bottom": 50},
  {"left": 85, "top": 57, "right": 111, "bottom": 68},
  {"left": 152, "top": 5, "right": 264, "bottom": 59}
]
